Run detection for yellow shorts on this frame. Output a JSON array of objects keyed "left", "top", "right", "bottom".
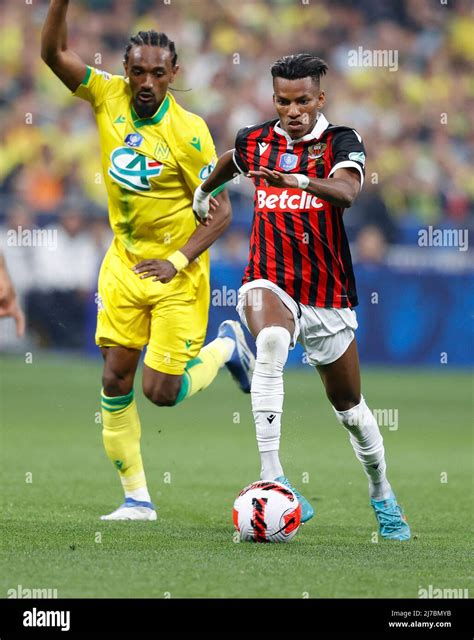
[{"left": 96, "top": 239, "right": 210, "bottom": 375}]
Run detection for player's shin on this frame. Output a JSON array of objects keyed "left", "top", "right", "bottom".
[
  {"left": 101, "top": 389, "right": 151, "bottom": 502},
  {"left": 175, "top": 338, "right": 233, "bottom": 403},
  {"left": 251, "top": 327, "right": 291, "bottom": 481},
  {"left": 333, "top": 396, "right": 392, "bottom": 500}
]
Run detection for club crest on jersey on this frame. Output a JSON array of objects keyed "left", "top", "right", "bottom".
[
  {"left": 308, "top": 142, "right": 327, "bottom": 159},
  {"left": 279, "top": 153, "right": 298, "bottom": 171},
  {"left": 108, "top": 147, "right": 163, "bottom": 192},
  {"left": 124, "top": 133, "right": 144, "bottom": 148}
]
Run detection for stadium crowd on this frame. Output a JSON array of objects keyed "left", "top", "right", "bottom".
[{"left": 1, "top": 0, "right": 473, "bottom": 348}]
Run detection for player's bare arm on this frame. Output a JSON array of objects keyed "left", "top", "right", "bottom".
[
  {"left": 248, "top": 166, "right": 361, "bottom": 209},
  {"left": 41, "top": 0, "right": 87, "bottom": 92},
  {"left": 202, "top": 150, "right": 237, "bottom": 193},
  {"left": 133, "top": 190, "right": 232, "bottom": 283}
]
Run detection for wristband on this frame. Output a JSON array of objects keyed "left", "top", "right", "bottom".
[
  {"left": 294, "top": 174, "right": 310, "bottom": 190},
  {"left": 194, "top": 184, "right": 210, "bottom": 202},
  {"left": 167, "top": 250, "right": 189, "bottom": 273},
  {"left": 193, "top": 185, "right": 211, "bottom": 219}
]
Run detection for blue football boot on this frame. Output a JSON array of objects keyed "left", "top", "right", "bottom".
[
  {"left": 275, "top": 475, "right": 314, "bottom": 523},
  {"left": 371, "top": 492, "right": 411, "bottom": 540},
  {"left": 218, "top": 320, "right": 255, "bottom": 393}
]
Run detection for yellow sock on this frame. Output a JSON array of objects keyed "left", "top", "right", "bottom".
[
  {"left": 176, "top": 338, "right": 231, "bottom": 403},
  {"left": 101, "top": 390, "right": 149, "bottom": 495}
]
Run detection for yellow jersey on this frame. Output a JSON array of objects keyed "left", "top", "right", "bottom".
[{"left": 73, "top": 65, "right": 218, "bottom": 261}]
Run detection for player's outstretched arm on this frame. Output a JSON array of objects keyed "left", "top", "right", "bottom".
[
  {"left": 133, "top": 191, "right": 232, "bottom": 284},
  {"left": 41, "top": 0, "right": 87, "bottom": 92},
  {"left": 248, "top": 166, "right": 361, "bottom": 209},
  {"left": 193, "top": 150, "right": 237, "bottom": 222}
]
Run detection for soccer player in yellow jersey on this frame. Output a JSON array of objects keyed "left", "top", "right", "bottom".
[{"left": 41, "top": 0, "right": 254, "bottom": 521}]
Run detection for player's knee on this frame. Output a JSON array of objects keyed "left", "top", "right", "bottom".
[
  {"left": 102, "top": 371, "right": 133, "bottom": 397},
  {"left": 256, "top": 326, "right": 291, "bottom": 367},
  {"left": 329, "top": 394, "right": 361, "bottom": 413},
  {"left": 143, "top": 383, "right": 179, "bottom": 407}
]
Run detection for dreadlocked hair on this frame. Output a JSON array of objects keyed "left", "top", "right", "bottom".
[{"left": 124, "top": 30, "right": 178, "bottom": 66}]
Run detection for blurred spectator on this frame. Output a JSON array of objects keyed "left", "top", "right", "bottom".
[
  {"left": 354, "top": 225, "right": 388, "bottom": 265},
  {"left": 25, "top": 207, "right": 99, "bottom": 348}
]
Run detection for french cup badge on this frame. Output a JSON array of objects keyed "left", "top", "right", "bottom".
[
  {"left": 279, "top": 153, "right": 298, "bottom": 171},
  {"left": 308, "top": 142, "right": 327, "bottom": 159},
  {"left": 125, "top": 133, "right": 144, "bottom": 148}
]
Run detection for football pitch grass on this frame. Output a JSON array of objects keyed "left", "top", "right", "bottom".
[{"left": 1, "top": 353, "right": 472, "bottom": 599}]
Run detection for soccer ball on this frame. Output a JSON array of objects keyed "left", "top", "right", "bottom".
[{"left": 233, "top": 480, "right": 302, "bottom": 543}]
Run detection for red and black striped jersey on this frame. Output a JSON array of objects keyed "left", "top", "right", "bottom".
[{"left": 233, "top": 114, "right": 365, "bottom": 308}]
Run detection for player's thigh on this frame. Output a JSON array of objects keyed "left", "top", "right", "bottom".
[
  {"left": 96, "top": 247, "right": 150, "bottom": 352},
  {"left": 243, "top": 288, "right": 295, "bottom": 338},
  {"left": 316, "top": 337, "right": 361, "bottom": 409},
  {"left": 144, "top": 280, "right": 209, "bottom": 377}
]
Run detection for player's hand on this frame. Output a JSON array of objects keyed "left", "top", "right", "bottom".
[
  {"left": 247, "top": 167, "right": 299, "bottom": 189},
  {"left": 192, "top": 185, "right": 218, "bottom": 226},
  {"left": 132, "top": 259, "right": 178, "bottom": 284},
  {"left": 0, "top": 278, "right": 26, "bottom": 337}
]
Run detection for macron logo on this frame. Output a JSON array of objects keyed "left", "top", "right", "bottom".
[
  {"left": 258, "top": 142, "right": 269, "bottom": 155},
  {"left": 256, "top": 188, "right": 324, "bottom": 212}
]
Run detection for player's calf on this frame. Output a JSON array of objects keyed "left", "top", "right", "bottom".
[{"left": 142, "top": 370, "right": 182, "bottom": 407}]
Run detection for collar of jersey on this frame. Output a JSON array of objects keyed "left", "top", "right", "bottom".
[
  {"left": 130, "top": 94, "right": 171, "bottom": 128},
  {"left": 274, "top": 113, "right": 329, "bottom": 147}
]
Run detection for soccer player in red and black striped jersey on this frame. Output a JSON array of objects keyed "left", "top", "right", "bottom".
[{"left": 194, "top": 54, "right": 410, "bottom": 540}]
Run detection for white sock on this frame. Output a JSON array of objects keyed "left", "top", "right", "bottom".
[
  {"left": 217, "top": 337, "right": 235, "bottom": 363},
  {"left": 260, "top": 450, "right": 283, "bottom": 481},
  {"left": 251, "top": 326, "right": 290, "bottom": 481},
  {"left": 125, "top": 486, "right": 152, "bottom": 503},
  {"left": 333, "top": 396, "right": 392, "bottom": 500}
]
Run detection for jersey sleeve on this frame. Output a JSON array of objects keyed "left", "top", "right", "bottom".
[
  {"left": 328, "top": 129, "right": 366, "bottom": 186},
  {"left": 73, "top": 66, "right": 116, "bottom": 107},
  {"left": 178, "top": 118, "right": 220, "bottom": 195},
  {"left": 233, "top": 127, "right": 250, "bottom": 174}
]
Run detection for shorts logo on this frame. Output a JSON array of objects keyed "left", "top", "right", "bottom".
[
  {"left": 124, "top": 133, "right": 143, "bottom": 148},
  {"left": 108, "top": 147, "right": 163, "bottom": 192},
  {"left": 279, "top": 153, "right": 298, "bottom": 171},
  {"left": 308, "top": 142, "right": 327, "bottom": 159}
]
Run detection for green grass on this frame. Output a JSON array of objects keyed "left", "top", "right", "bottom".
[{"left": 0, "top": 354, "right": 472, "bottom": 598}]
